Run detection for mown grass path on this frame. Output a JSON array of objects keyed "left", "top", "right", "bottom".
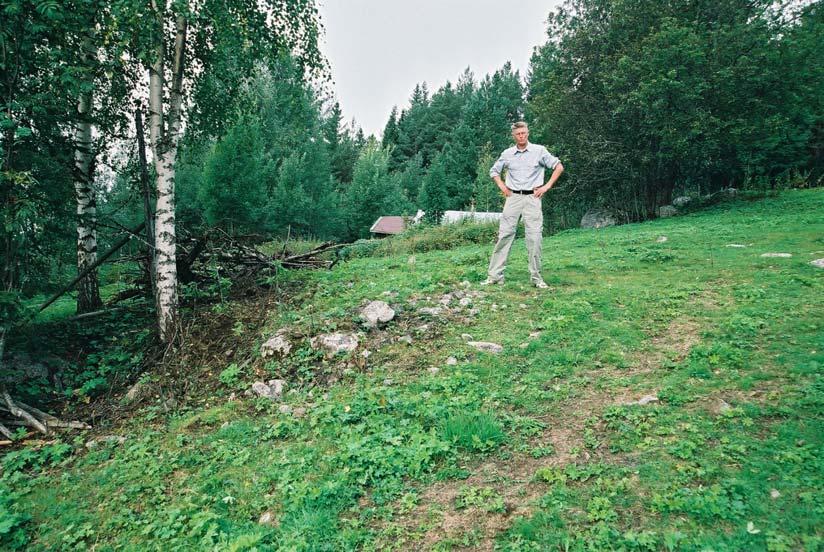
[{"left": 3, "top": 190, "right": 822, "bottom": 551}]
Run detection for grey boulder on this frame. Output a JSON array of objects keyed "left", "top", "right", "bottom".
[
  {"left": 261, "top": 333, "right": 291, "bottom": 358},
  {"left": 467, "top": 341, "right": 503, "bottom": 354},
  {"left": 581, "top": 208, "right": 617, "bottom": 229},
  {"left": 657, "top": 205, "right": 678, "bottom": 218},
  {"left": 311, "top": 333, "right": 359, "bottom": 355},
  {"left": 361, "top": 300, "right": 395, "bottom": 327}
]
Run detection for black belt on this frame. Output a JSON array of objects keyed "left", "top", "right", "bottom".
[{"left": 509, "top": 188, "right": 534, "bottom": 195}]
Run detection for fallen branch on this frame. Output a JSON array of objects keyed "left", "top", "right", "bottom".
[
  {"left": 2, "top": 388, "right": 48, "bottom": 435},
  {"left": 0, "top": 393, "right": 91, "bottom": 436},
  {"left": 37, "top": 221, "right": 146, "bottom": 315},
  {"left": 2, "top": 419, "right": 91, "bottom": 430},
  {"left": 64, "top": 307, "right": 126, "bottom": 322},
  {"left": 105, "top": 288, "right": 145, "bottom": 307},
  {"left": 281, "top": 242, "right": 346, "bottom": 263},
  {"left": 92, "top": 232, "right": 351, "bottom": 304},
  {"left": 178, "top": 233, "right": 210, "bottom": 283}
]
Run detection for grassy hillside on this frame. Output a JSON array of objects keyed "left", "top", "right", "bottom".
[{"left": 2, "top": 189, "right": 822, "bottom": 551}]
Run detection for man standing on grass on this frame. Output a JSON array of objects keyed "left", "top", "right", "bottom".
[{"left": 482, "top": 121, "right": 564, "bottom": 289}]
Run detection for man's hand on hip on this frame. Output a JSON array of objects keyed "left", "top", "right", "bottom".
[{"left": 534, "top": 184, "right": 550, "bottom": 198}]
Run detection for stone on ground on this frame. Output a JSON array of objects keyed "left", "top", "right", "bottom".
[
  {"left": 361, "top": 300, "right": 395, "bottom": 327},
  {"left": 251, "top": 380, "right": 284, "bottom": 401},
  {"left": 258, "top": 511, "right": 279, "bottom": 526},
  {"left": 468, "top": 341, "right": 503, "bottom": 354},
  {"left": 261, "top": 333, "right": 291, "bottom": 358},
  {"left": 581, "top": 208, "right": 618, "bottom": 229},
  {"left": 311, "top": 333, "right": 359, "bottom": 354},
  {"left": 123, "top": 381, "right": 144, "bottom": 403},
  {"left": 658, "top": 205, "right": 678, "bottom": 218},
  {"left": 633, "top": 394, "right": 659, "bottom": 406}
]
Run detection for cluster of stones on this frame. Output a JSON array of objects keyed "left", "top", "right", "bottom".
[
  {"left": 249, "top": 287, "right": 521, "bottom": 422},
  {"left": 250, "top": 300, "right": 393, "bottom": 407},
  {"left": 410, "top": 282, "right": 485, "bottom": 320}
]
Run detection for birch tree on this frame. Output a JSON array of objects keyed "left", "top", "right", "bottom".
[
  {"left": 67, "top": 1, "right": 137, "bottom": 314},
  {"left": 146, "top": 5, "right": 186, "bottom": 342},
  {"left": 73, "top": 33, "right": 102, "bottom": 314},
  {"left": 136, "top": 0, "right": 324, "bottom": 341}
]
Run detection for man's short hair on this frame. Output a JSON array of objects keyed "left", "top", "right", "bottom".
[{"left": 511, "top": 121, "right": 529, "bottom": 131}]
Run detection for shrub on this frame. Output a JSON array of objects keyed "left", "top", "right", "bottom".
[{"left": 341, "top": 221, "right": 506, "bottom": 259}]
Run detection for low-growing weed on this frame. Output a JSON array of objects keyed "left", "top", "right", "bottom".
[
  {"left": 218, "top": 362, "right": 243, "bottom": 387},
  {"left": 454, "top": 486, "right": 506, "bottom": 513},
  {"left": 529, "top": 444, "right": 555, "bottom": 458}
]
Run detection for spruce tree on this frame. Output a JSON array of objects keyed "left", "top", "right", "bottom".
[
  {"left": 382, "top": 106, "right": 400, "bottom": 148},
  {"left": 472, "top": 144, "right": 504, "bottom": 212}
]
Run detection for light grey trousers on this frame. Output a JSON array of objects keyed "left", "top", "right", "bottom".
[{"left": 487, "top": 193, "right": 544, "bottom": 283}]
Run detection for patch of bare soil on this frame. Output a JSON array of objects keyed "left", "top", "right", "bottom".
[
  {"left": 697, "top": 377, "right": 788, "bottom": 416},
  {"left": 629, "top": 288, "right": 724, "bottom": 377},
  {"left": 374, "top": 296, "right": 717, "bottom": 549},
  {"left": 629, "top": 316, "right": 702, "bottom": 377},
  {"left": 101, "top": 285, "right": 306, "bottom": 420},
  {"left": 374, "top": 455, "right": 549, "bottom": 551},
  {"left": 372, "top": 382, "right": 653, "bottom": 551}
]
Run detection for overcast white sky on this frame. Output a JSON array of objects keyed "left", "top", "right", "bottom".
[{"left": 317, "top": 0, "right": 561, "bottom": 137}]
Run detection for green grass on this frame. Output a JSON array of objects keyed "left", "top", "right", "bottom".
[
  {"left": 440, "top": 411, "right": 506, "bottom": 452},
  {"left": 2, "top": 189, "right": 823, "bottom": 551}
]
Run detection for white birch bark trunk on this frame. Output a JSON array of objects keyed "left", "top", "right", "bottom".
[
  {"left": 74, "top": 85, "right": 101, "bottom": 314},
  {"left": 148, "top": 8, "right": 187, "bottom": 343}
]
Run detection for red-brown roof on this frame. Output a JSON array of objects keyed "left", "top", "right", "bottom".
[{"left": 370, "top": 216, "right": 405, "bottom": 235}]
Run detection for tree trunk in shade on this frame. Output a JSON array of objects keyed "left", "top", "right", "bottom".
[{"left": 74, "top": 85, "right": 101, "bottom": 314}]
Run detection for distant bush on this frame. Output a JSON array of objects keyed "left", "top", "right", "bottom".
[{"left": 341, "top": 221, "right": 514, "bottom": 259}]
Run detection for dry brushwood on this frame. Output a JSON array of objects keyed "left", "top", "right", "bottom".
[
  {"left": 0, "top": 386, "right": 90, "bottom": 438},
  {"left": 67, "top": 231, "right": 350, "bottom": 308},
  {"left": 176, "top": 231, "right": 347, "bottom": 283}
]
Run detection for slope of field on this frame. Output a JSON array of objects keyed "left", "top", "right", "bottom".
[{"left": 2, "top": 189, "right": 822, "bottom": 551}]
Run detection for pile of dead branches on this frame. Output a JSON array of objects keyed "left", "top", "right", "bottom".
[
  {"left": 177, "top": 230, "right": 346, "bottom": 285},
  {"left": 0, "top": 386, "right": 90, "bottom": 442}
]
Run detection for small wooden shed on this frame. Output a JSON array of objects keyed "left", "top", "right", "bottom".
[{"left": 369, "top": 216, "right": 406, "bottom": 237}]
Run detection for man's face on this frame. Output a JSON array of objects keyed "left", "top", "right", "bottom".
[{"left": 512, "top": 127, "right": 529, "bottom": 148}]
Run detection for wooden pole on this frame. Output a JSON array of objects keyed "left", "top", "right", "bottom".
[
  {"left": 37, "top": 222, "right": 146, "bottom": 314},
  {"left": 135, "top": 108, "right": 156, "bottom": 288}
]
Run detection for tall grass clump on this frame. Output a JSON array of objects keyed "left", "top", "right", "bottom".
[{"left": 440, "top": 411, "right": 506, "bottom": 452}]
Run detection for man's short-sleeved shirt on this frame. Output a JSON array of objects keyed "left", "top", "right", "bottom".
[{"left": 489, "top": 143, "right": 560, "bottom": 192}]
